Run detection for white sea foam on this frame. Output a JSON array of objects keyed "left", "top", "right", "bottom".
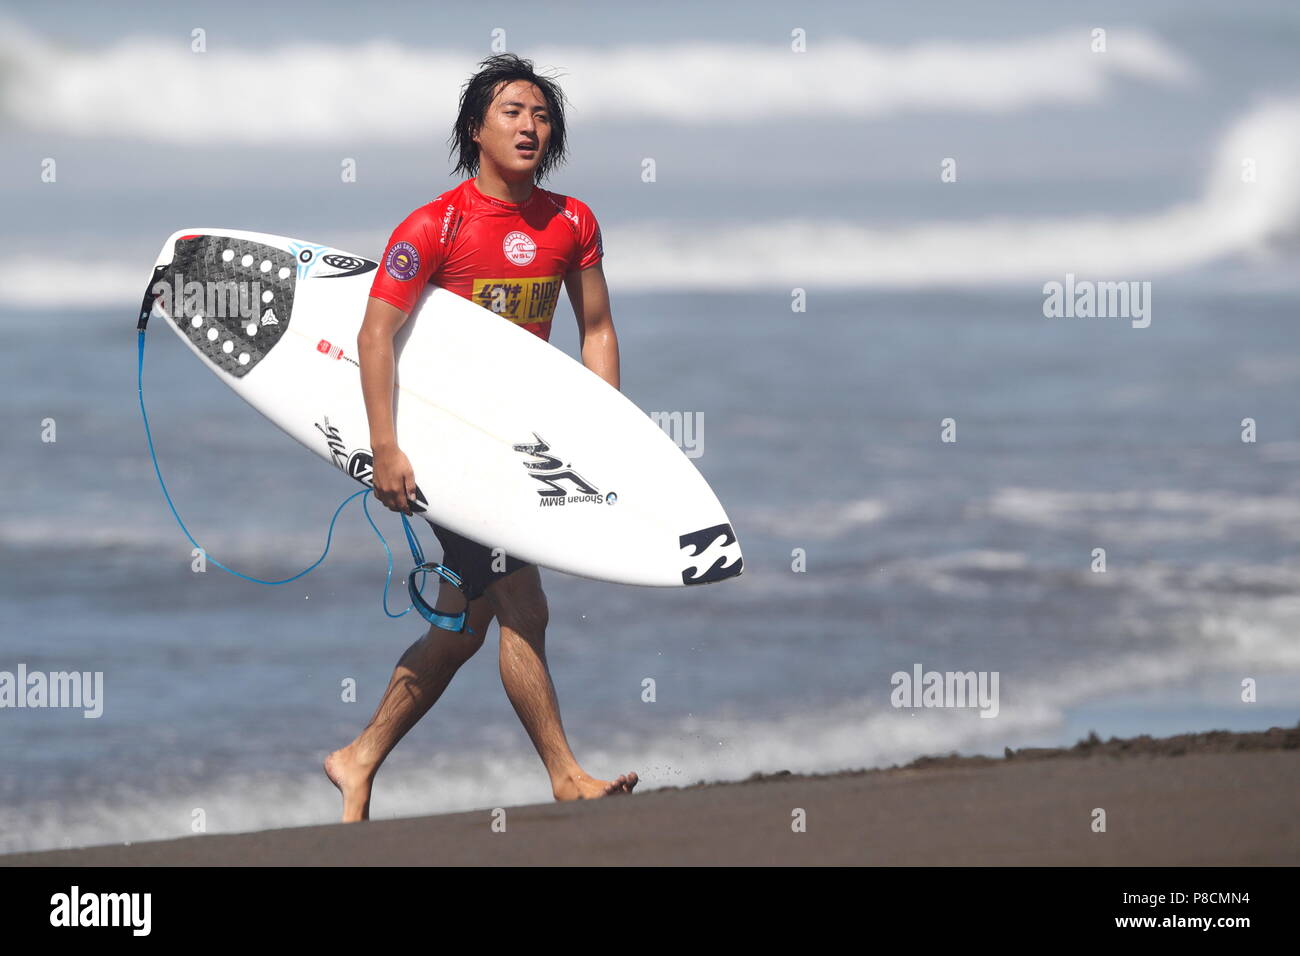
[
  {"left": 0, "top": 22, "right": 1192, "bottom": 142},
  {"left": 978, "top": 486, "right": 1300, "bottom": 541},
  {"left": 607, "top": 98, "right": 1300, "bottom": 289},
  {"left": 740, "top": 497, "right": 887, "bottom": 540},
  {"left": 4, "top": 95, "right": 1298, "bottom": 306}
]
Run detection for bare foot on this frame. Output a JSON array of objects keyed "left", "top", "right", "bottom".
[
  {"left": 324, "top": 747, "right": 374, "bottom": 822},
  {"left": 554, "top": 770, "right": 639, "bottom": 801}
]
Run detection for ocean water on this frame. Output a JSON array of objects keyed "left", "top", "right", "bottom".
[
  {"left": 2, "top": 281, "right": 1298, "bottom": 853},
  {"left": 2, "top": 0, "right": 1300, "bottom": 854}
]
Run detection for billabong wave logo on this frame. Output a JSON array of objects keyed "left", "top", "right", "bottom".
[
  {"left": 513, "top": 433, "right": 607, "bottom": 507},
  {"left": 315, "top": 416, "right": 427, "bottom": 512},
  {"left": 679, "top": 523, "right": 743, "bottom": 585}
]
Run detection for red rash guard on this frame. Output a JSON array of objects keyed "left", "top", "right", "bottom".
[{"left": 368, "top": 178, "right": 604, "bottom": 343}]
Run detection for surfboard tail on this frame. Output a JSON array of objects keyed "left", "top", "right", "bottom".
[{"left": 679, "top": 522, "right": 744, "bottom": 585}]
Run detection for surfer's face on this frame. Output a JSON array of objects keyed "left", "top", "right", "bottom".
[{"left": 474, "top": 80, "right": 551, "bottom": 179}]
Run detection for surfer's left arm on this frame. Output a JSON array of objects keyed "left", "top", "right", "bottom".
[{"left": 565, "top": 261, "right": 620, "bottom": 391}]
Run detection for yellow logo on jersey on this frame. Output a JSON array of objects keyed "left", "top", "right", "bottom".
[{"left": 471, "top": 276, "right": 562, "bottom": 325}]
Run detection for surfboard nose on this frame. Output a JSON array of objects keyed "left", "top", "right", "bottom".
[{"left": 136, "top": 263, "right": 170, "bottom": 330}]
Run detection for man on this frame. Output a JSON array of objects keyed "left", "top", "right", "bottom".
[{"left": 324, "top": 54, "right": 637, "bottom": 822}]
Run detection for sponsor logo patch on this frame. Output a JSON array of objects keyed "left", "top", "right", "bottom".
[
  {"left": 503, "top": 231, "right": 537, "bottom": 266},
  {"left": 385, "top": 241, "right": 420, "bottom": 281},
  {"left": 439, "top": 204, "right": 459, "bottom": 244},
  {"left": 470, "top": 275, "right": 561, "bottom": 325}
]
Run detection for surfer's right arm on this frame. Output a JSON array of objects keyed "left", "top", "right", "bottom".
[
  {"left": 362, "top": 206, "right": 443, "bottom": 513},
  {"left": 357, "top": 296, "right": 420, "bottom": 514}
]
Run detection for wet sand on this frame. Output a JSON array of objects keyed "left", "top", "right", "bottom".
[{"left": 4, "top": 726, "right": 1296, "bottom": 865}]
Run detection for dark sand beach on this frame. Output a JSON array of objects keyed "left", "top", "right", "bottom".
[{"left": 4, "top": 726, "right": 1295, "bottom": 866}]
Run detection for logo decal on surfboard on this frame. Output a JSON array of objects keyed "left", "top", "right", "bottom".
[
  {"left": 317, "top": 254, "right": 378, "bottom": 279},
  {"left": 315, "top": 416, "right": 428, "bottom": 513},
  {"left": 679, "top": 523, "right": 743, "bottom": 585},
  {"left": 513, "top": 433, "right": 608, "bottom": 506},
  {"left": 316, "top": 339, "right": 360, "bottom": 368}
]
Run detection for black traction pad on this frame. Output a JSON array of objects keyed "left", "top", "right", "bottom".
[{"left": 145, "top": 235, "right": 297, "bottom": 378}]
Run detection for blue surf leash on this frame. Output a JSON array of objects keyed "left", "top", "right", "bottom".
[{"left": 136, "top": 305, "right": 475, "bottom": 634}]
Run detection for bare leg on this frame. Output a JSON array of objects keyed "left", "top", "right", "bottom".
[
  {"left": 488, "top": 565, "right": 638, "bottom": 800},
  {"left": 325, "top": 579, "right": 493, "bottom": 822}
]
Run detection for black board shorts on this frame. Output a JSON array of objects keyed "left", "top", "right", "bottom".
[{"left": 424, "top": 519, "right": 531, "bottom": 602}]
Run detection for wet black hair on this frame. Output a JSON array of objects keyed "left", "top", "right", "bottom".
[{"left": 449, "top": 53, "right": 569, "bottom": 182}]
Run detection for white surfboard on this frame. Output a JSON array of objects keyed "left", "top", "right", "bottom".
[{"left": 140, "top": 228, "right": 743, "bottom": 588}]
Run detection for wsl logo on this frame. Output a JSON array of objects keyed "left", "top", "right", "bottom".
[
  {"left": 503, "top": 230, "right": 537, "bottom": 266},
  {"left": 513, "top": 433, "right": 609, "bottom": 507},
  {"left": 315, "top": 416, "right": 428, "bottom": 512}
]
